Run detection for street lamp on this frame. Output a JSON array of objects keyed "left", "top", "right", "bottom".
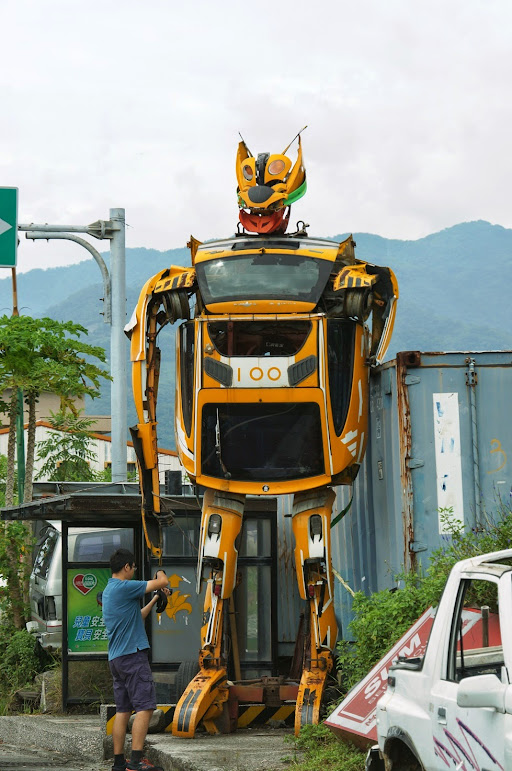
[{"left": 18, "top": 209, "right": 127, "bottom": 482}]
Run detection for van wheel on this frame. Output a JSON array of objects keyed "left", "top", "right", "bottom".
[{"left": 175, "top": 659, "right": 200, "bottom": 702}]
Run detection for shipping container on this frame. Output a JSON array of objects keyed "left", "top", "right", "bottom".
[{"left": 330, "top": 350, "right": 512, "bottom": 633}]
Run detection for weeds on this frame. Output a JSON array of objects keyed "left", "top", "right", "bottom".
[{"left": 284, "top": 724, "right": 365, "bottom": 771}]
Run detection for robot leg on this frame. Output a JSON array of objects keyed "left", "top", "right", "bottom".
[
  {"left": 292, "top": 487, "right": 337, "bottom": 735},
  {"left": 172, "top": 490, "right": 245, "bottom": 737}
]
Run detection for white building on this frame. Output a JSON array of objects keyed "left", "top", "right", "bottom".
[{"left": 0, "top": 419, "right": 182, "bottom": 484}]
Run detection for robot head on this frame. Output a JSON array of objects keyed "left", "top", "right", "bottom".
[{"left": 236, "top": 129, "right": 307, "bottom": 233}]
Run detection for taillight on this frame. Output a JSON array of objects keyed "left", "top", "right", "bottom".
[{"left": 45, "top": 596, "right": 57, "bottom": 620}]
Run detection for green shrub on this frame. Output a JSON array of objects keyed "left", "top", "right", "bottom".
[
  {"left": 337, "top": 570, "right": 431, "bottom": 692},
  {"left": 1, "top": 630, "right": 42, "bottom": 691}
]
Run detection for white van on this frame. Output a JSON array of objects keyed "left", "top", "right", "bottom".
[{"left": 29, "top": 522, "right": 133, "bottom": 650}]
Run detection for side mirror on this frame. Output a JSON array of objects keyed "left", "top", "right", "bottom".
[{"left": 457, "top": 674, "right": 506, "bottom": 713}]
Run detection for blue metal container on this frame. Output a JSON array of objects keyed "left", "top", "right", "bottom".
[{"left": 330, "top": 350, "right": 512, "bottom": 634}]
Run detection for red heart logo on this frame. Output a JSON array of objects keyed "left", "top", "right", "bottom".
[{"left": 73, "top": 573, "right": 97, "bottom": 595}]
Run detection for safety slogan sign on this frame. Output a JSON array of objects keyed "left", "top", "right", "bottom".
[{"left": 67, "top": 568, "right": 110, "bottom": 653}]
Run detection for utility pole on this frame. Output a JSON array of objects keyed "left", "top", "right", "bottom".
[
  {"left": 18, "top": 210, "right": 128, "bottom": 482},
  {"left": 108, "top": 209, "right": 127, "bottom": 483},
  {"left": 11, "top": 265, "right": 26, "bottom": 502}
]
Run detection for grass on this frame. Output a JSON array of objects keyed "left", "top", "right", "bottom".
[{"left": 279, "top": 725, "right": 366, "bottom": 771}]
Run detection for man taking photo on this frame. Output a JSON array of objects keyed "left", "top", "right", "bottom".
[{"left": 103, "top": 548, "right": 170, "bottom": 771}]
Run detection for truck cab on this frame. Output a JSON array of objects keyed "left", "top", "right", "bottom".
[{"left": 376, "top": 549, "right": 512, "bottom": 771}]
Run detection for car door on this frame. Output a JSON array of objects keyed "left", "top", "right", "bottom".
[{"left": 430, "top": 575, "right": 506, "bottom": 771}]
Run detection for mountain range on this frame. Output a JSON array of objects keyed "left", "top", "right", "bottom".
[{"left": 1, "top": 220, "right": 510, "bottom": 448}]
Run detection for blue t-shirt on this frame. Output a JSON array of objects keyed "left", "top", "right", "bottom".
[{"left": 102, "top": 578, "right": 149, "bottom": 661}]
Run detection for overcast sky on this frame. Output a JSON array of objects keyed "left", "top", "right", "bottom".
[{"left": 2, "top": 0, "right": 512, "bottom": 273}]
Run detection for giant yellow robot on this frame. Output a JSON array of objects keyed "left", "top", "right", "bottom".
[{"left": 127, "top": 132, "right": 398, "bottom": 738}]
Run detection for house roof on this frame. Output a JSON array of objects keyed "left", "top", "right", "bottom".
[{"left": 0, "top": 420, "right": 178, "bottom": 456}]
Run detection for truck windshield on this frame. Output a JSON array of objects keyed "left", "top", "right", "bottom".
[
  {"left": 201, "top": 403, "right": 324, "bottom": 481},
  {"left": 196, "top": 253, "right": 332, "bottom": 305}
]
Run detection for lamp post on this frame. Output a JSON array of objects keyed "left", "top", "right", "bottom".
[{"left": 18, "top": 209, "right": 127, "bottom": 482}]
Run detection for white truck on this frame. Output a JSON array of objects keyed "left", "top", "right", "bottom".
[{"left": 373, "top": 548, "right": 512, "bottom": 771}]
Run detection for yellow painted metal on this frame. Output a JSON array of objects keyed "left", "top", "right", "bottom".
[
  {"left": 154, "top": 267, "right": 196, "bottom": 293},
  {"left": 236, "top": 135, "right": 305, "bottom": 211},
  {"left": 172, "top": 666, "right": 229, "bottom": 738},
  {"left": 187, "top": 235, "right": 202, "bottom": 265},
  {"left": 333, "top": 264, "right": 378, "bottom": 291},
  {"left": 291, "top": 487, "right": 337, "bottom": 735},
  {"left": 295, "top": 649, "right": 333, "bottom": 735},
  {"left": 129, "top": 141, "right": 399, "bottom": 737}
]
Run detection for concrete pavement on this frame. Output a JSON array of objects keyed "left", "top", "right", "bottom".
[
  {"left": 0, "top": 715, "right": 298, "bottom": 771},
  {"left": 0, "top": 739, "right": 113, "bottom": 771}
]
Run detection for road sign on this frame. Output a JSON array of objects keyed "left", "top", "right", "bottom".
[{"left": 0, "top": 187, "right": 18, "bottom": 267}]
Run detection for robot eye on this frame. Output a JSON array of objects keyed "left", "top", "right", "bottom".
[
  {"left": 243, "top": 165, "right": 253, "bottom": 181},
  {"left": 268, "top": 159, "right": 285, "bottom": 175}
]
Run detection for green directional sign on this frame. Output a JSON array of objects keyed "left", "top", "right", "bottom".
[{"left": 0, "top": 187, "right": 18, "bottom": 267}]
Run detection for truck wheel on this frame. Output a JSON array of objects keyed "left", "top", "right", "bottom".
[
  {"left": 344, "top": 289, "right": 373, "bottom": 320},
  {"left": 366, "top": 746, "right": 385, "bottom": 771},
  {"left": 386, "top": 740, "right": 424, "bottom": 771},
  {"left": 175, "top": 659, "right": 199, "bottom": 702}
]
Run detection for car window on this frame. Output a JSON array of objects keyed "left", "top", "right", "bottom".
[{"left": 447, "top": 577, "right": 504, "bottom": 683}]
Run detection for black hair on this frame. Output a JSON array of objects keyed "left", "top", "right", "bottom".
[{"left": 110, "top": 548, "right": 135, "bottom": 574}]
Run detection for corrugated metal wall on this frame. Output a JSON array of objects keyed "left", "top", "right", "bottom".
[
  {"left": 330, "top": 350, "right": 512, "bottom": 635},
  {"left": 275, "top": 351, "right": 512, "bottom": 651}
]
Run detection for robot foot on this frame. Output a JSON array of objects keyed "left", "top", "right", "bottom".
[
  {"left": 203, "top": 698, "right": 235, "bottom": 735},
  {"left": 294, "top": 651, "right": 333, "bottom": 736},
  {"left": 172, "top": 666, "right": 229, "bottom": 738}
]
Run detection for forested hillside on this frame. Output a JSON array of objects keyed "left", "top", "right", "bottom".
[{"left": 1, "top": 220, "right": 510, "bottom": 448}]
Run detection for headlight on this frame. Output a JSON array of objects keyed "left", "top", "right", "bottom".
[{"left": 268, "top": 159, "right": 285, "bottom": 175}]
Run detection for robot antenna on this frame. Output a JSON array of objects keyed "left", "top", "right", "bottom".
[
  {"left": 282, "top": 125, "right": 308, "bottom": 155},
  {"left": 238, "top": 131, "right": 253, "bottom": 158}
]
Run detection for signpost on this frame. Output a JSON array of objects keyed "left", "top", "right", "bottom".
[{"left": 0, "top": 187, "right": 18, "bottom": 267}]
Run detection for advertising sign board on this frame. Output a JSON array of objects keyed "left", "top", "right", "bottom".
[
  {"left": 325, "top": 605, "right": 499, "bottom": 747},
  {"left": 325, "top": 608, "right": 436, "bottom": 746},
  {"left": 67, "top": 567, "right": 110, "bottom": 654}
]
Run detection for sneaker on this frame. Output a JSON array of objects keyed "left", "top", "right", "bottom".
[{"left": 126, "top": 759, "right": 164, "bottom": 771}]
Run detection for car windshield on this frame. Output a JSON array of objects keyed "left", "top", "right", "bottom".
[{"left": 196, "top": 252, "right": 332, "bottom": 305}]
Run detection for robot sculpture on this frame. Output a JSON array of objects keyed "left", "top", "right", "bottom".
[{"left": 127, "top": 131, "right": 398, "bottom": 737}]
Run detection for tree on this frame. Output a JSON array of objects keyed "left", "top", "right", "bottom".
[
  {"left": 0, "top": 314, "right": 111, "bottom": 503},
  {"left": 0, "top": 315, "right": 111, "bottom": 628},
  {"left": 35, "top": 410, "right": 98, "bottom": 482}
]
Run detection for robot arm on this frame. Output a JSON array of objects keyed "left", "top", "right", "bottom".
[
  {"left": 331, "top": 260, "right": 399, "bottom": 364},
  {"left": 126, "top": 265, "right": 195, "bottom": 558}
]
